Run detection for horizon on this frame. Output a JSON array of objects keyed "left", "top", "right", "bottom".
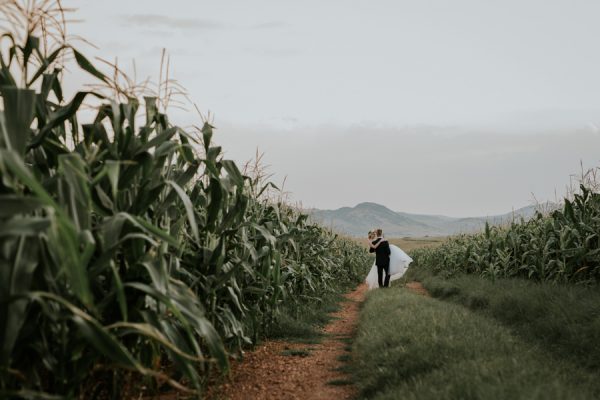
[{"left": 311, "top": 200, "right": 542, "bottom": 219}]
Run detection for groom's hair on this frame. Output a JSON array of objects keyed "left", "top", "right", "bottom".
[{"left": 376, "top": 228, "right": 383, "bottom": 237}]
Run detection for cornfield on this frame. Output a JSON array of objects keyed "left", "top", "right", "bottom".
[
  {"left": 411, "top": 184, "right": 600, "bottom": 284},
  {"left": 0, "top": 2, "right": 370, "bottom": 398}
]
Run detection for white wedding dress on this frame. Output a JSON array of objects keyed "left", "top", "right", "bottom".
[{"left": 365, "top": 243, "right": 413, "bottom": 289}]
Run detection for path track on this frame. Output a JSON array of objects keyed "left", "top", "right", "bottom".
[
  {"left": 210, "top": 281, "right": 428, "bottom": 400},
  {"left": 210, "top": 284, "right": 368, "bottom": 400}
]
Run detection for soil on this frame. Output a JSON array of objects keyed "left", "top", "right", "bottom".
[{"left": 208, "top": 284, "right": 368, "bottom": 400}]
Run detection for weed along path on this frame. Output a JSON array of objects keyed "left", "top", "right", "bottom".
[{"left": 211, "top": 284, "right": 368, "bottom": 400}]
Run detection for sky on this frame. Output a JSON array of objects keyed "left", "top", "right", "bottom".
[{"left": 62, "top": 0, "right": 600, "bottom": 216}]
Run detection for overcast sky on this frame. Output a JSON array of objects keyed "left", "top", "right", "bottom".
[{"left": 64, "top": 0, "right": 600, "bottom": 216}]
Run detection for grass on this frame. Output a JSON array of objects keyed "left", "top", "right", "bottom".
[
  {"left": 352, "top": 287, "right": 598, "bottom": 399},
  {"left": 335, "top": 336, "right": 353, "bottom": 344},
  {"left": 405, "top": 267, "right": 600, "bottom": 372},
  {"left": 387, "top": 237, "right": 447, "bottom": 252},
  {"left": 265, "top": 288, "right": 358, "bottom": 343},
  {"left": 280, "top": 349, "right": 311, "bottom": 357},
  {"left": 266, "top": 291, "right": 348, "bottom": 343},
  {"left": 327, "top": 378, "right": 353, "bottom": 386}
]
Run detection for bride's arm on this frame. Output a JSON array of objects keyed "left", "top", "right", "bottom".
[{"left": 369, "top": 239, "right": 385, "bottom": 249}]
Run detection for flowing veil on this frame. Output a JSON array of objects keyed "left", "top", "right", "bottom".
[{"left": 365, "top": 244, "right": 413, "bottom": 289}]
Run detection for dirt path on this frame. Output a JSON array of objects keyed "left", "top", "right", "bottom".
[
  {"left": 405, "top": 281, "right": 430, "bottom": 296},
  {"left": 209, "top": 284, "right": 368, "bottom": 400},
  {"left": 208, "top": 281, "right": 428, "bottom": 400}
]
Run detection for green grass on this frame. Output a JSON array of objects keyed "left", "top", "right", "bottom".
[
  {"left": 337, "top": 354, "right": 352, "bottom": 362},
  {"left": 352, "top": 288, "right": 598, "bottom": 399},
  {"left": 332, "top": 365, "right": 352, "bottom": 373},
  {"left": 280, "top": 349, "right": 311, "bottom": 357},
  {"left": 356, "top": 236, "right": 446, "bottom": 252},
  {"left": 327, "top": 378, "right": 353, "bottom": 386},
  {"left": 405, "top": 268, "right": 600, "bottom": 372},
  {"left": 387, "top": 237, "right": 447, "bottom": 252},
  {"left": 266, "top": 291, "right": 348, "bottom": 343}
]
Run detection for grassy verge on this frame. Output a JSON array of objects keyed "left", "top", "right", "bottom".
[
  {"left": 405, "top": 267, "right": 600, "bottom": 372},
  {"left": 265, "top": 290, "right": 350, "bottom": 343},
  {"left": 352, "top": 288, "right": 598, "bottom": 399}
]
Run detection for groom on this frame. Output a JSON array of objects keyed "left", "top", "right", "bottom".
[{"left": 369, "top": 228, "right": 391, "bottom": 288}]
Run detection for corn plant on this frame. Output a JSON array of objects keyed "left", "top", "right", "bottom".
[
  {"left": 0, "top": 2, "right": 371, "bottom": 398},
  {"left": 411, "top": 184, "right": 600, "bottom": 284}
]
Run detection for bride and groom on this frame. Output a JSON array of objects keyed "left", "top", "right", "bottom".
[{"left": 365, "top": 228, "right": 413, "bottom": 289}]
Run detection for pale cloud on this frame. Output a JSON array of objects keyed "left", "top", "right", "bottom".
[
  {"left": 250, "top": 21, "right": 289, "bottom": 30},
  {"left": 121, "top": 15, "right": 287, "bottom": 32},
  {"left": 122, "top": 14, "right": 226, "bottom": 31}
]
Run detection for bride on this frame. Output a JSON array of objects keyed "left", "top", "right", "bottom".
[{"left": 365, "top": 229, "right": 413, "bottom": 289}]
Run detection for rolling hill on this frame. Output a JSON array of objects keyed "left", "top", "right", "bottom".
[{"left": 309, "top": 202, "right": 548, "bottom": 237}]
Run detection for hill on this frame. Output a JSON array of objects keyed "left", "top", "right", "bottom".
[{"left": 309, "top": 202, "right": 546, "bottom": 237}]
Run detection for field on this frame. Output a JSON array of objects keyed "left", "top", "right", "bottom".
[
  {"left": 355, "top": 236, "right": 446, "bottom": 252},
  {"left": 387, "top": 236, "right": 446, "bottom": 251},
  {"left": 409, "top": 184, "right": 600, "bottom": 283},
  {"left": 0, "top": 4, "right": 370, "bottom": 398}
]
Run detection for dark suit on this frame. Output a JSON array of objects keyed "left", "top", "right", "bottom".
[{"left": 370, "top": 237, "right": 391, "bottom": 287}]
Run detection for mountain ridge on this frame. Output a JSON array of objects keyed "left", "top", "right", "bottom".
[{"left": 309, "top": 202, "right": 546, "bottom": 237}]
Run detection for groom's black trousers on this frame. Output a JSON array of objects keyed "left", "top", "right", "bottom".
[{"left": 377, "top": 262, "right": 390, "bottom": 288}]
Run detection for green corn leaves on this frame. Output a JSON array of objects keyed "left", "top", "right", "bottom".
[
  {"left": 412, "top": 189, "right": 600, "bottom": 283},
  {"left": 0, "top": 195, "right": 44, "bottom": 216},
  {"left": 0, "top": 20, "right": 371, "bottom": 400},
  {"left": 0, "top": 237, "right": 38, "bottom": 366},
  {"left": 0, "top": 87, "right": 36, "bottom": 156},
  {"left": 166, "top": 180, "right": 199, "bottom": 241}
]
